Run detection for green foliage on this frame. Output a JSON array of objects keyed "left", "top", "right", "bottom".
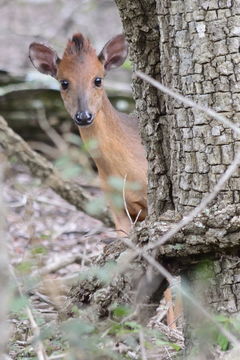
[
  {"left": 65, "top": 133, "right": 83, "bottom": 146},
  {"left": 106, "top": 175, "right": 142, "bottom": 210},
  {"left": 54, "top": 155, "right": 82, "bottom": 179},
  {"left": 194, "top": 314, "right": 240, "bottom": 352},
  {"left": 79, "top": 261, "right": 118, "bottom": 284},
  {"left": 194, "top": 259, "right": 214, "bottom": 280},
  {"left": 82, "top": 138, "right": 99, "bottom": 156},
  {"left": 111, "top": 304, "right": 132, "bottom": 319},
  {"left": 216, "top": 332, "right": 229, "bottom": 351},
  {"left": 10, "top": 295, "right": 29, "bottom": 316},
  {"left": 85, "top": 196, "right": 107, "bottom": 216},
  {"left": 155, "top": 339, "right": 182, "bottom": 351},
  {"left": 107, "top": 176, "right": 141, "bottom": 192},
  {"left": 61, "top": 318, "right": 95, "bottom": 341},
  {"left": 122, "top": 60, "right": 132, "bottom": 71},
  {"left": 31, "top": 245, "right": 48, "bottom": 256},
  {"left": 16, "top": 260, "right": 34, "bottom": 274}
]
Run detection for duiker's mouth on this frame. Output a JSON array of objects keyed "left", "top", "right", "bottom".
[{"left": 74, "top": 111, "right": 94, "bottom": 127}]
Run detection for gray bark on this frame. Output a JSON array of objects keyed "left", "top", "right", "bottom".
[
  {"left": 115, "top": 0, "right": 173, "bottom": 217},
  {"left": 115, "top": 0, "right": 240, "bottom": 357}
]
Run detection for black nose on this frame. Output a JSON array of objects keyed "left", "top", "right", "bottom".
[{"left": 75, "top": 111, "right": 93, "bottom": 126}]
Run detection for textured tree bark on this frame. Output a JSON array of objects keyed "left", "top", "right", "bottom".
[
  {"left": 115, "top": 0, "right": 240, "bottom": 357},
  {"left": 114, "top": 0, "right": 173, "bottom": 217}
]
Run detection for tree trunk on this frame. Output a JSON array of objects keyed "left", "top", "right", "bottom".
[{"left": 115, "top": 0, "right": 240, "bottom": 357}]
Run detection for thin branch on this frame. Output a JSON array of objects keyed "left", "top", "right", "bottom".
[
  {"left": 136, "top": 71, "right": 240, "bottom": 136},
  {"left": 122, "top": 174, "right": 143, "bottom": 229},
  {"left": 9, "top": 266, "right": 49, "bottom": 360},
  {"left": 139, "top": 329, "right": 148, "bottom": 360},
  {"left": 31, "top": 253, "right": 90, "bottom": 279},
  {"left": 122, "top": 174, "right": 134, "bottom": 227},
  {"left": 133, "top": 209, "right": 142, "bottom": 225},
  {"left": 26, "top": 306, "right": 49, "bottom": 360},
  {"left": 0, "top": 164, "right": 11, "bottom": 358},
  {"left": 164, "top": 346, "right": 172, "bottom": 360},
  {"left": 49, "top": 355, "right": 67, "bottom": 360},
  {"left": 36, "top": 106, "right": 68, "bottom": 153}
]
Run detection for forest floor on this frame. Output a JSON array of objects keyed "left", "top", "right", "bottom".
[{"left": 4, "top": 163, "right": 184, "bottom": 360}]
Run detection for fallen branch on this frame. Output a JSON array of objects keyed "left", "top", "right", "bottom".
[
  {"left": 0, "top": 115, "right": 113, "bottom": 227},
  {"left": 31, "top": 253, "right": 90, "bottom": 279}
]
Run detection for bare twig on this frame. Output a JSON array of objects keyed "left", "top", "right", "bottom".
[
  {"left": 31, "top": 253, "right": 90, "bottom": 279},
  {"left": 122, "top": 174, "right": 134, "bottom": 227},
  {"left": 28, "top": 141, "right": 60, "bottom": 160},
  {"left": 49, "top": 355, "right": 67, "bottom": 360},
  {"left": 9, "top": 265, "right": 49, "bottom": 360},
  {"left": 164, "top": 346, "right": 172, "bottom": 360},
  {"left": 139, "top": 328, "right": 148, "bottom": 360},
  {"left": 122, "top": 174, "right": 143, "bottom": 229},
  {"left": 136, "top": 71, "right": 240, "bottom": 135},
  {"left": 25, "top": 306, "right": 49, "bottom": 360},
  {"left": 0, "top": 163, "right": 11, "bottom": 358},
  {"left": 36, "top": 106, "right": 67, "bottom": 153}
]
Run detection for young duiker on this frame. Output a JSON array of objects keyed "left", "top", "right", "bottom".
[{"left": 29, "top": 33, "right": 148, "bottom": 234}]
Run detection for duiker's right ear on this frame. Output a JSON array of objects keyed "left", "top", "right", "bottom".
[{"left": 29, "top": 43, "right": 60, "bottom": 77}]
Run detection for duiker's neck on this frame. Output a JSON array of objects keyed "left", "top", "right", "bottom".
[{"left": 78, "top": 91, "right": 121, "bottom": 144}]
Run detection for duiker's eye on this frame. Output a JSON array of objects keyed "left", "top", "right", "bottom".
[
  {"left": 60, "top": 80, "right": 69, "bottom": 90},
  {"left": 94, "top": 77, "right": 102, "bottom": 87}
]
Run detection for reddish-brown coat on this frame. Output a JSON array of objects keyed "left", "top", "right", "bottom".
[{"left": 29, "top": 33, "right": 148, "bottom": 234}]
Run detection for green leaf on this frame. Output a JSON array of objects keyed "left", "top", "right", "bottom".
[
  {"left": 216, "top": 333, "right": 229, "bottom": 351},
  {"left": 61, "top": 164, "right": 82, "bottom": 179},
  {"left": 107, "top": 176, "right": 124, "bottom": 191},
  {"left": 112, "top": 304, "right": 132, "bottom": 318},
  {"left": 16, "top": 261, "right": 33, "bottom": 274},
  {"left": 155, "top": 339, "right": 181, "bottom": 351},
  {"left": 31, "top": 246, "right": 48, "bottom": 255},
  {"left": 61, "top": 319, "right": 95, "bottom": 337},
  {"left": 214, "top": 314, "right": 230, "bottom": 324},
  {"left": 92, "top": 262, "right": 117, "bottom": 283},
  {"left": 122, "top": 59, "right": 132, "bottom": 70},
  {"left": 82, "top": 138, "right": 99, "bottom": 153},
  {"left": 124, "top": 321, "right": 141, "bottom": 331},
  {"left": 65, "top": 133, "right": 82, "bottom": 146},
  {"left": 110, "top": 193, "right": 124, "bottom": 209},
  {"left": 10, "top": 295, "right": 28, "bottom": 314},
  {"left": 85, "top": 196, "right": 107, "bottom": 216}
]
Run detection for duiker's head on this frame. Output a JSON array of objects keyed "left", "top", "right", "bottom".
[{"left": 29, "top": 33, "right": 128, "bottom": 127}]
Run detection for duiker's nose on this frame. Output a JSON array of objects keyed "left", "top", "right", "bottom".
[{"left": 75, "top": 111, "right": 93, "bottom": 126}]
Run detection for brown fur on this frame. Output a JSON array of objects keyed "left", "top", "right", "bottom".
[
  {"left": 30, "top": 33, "right": 148, "bottom": 234},
  {"left": 58, "top": 34, "right": 147, "bottom": 233}
]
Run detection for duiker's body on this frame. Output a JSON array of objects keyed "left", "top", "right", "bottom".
[{"left": 29, "top": 33, "right": 147, "bottom": 234}]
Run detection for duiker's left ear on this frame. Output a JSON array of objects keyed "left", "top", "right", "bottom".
[{"left": 98, "top": 34, "right": 128, "bottom": 72}]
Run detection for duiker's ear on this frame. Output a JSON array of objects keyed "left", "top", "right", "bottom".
[
  {"left": 98, "top": 34, "right": 128, "bottom": 72},
  {"left": 29, "top": 43, "right": 60, "bottom": 77}
]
